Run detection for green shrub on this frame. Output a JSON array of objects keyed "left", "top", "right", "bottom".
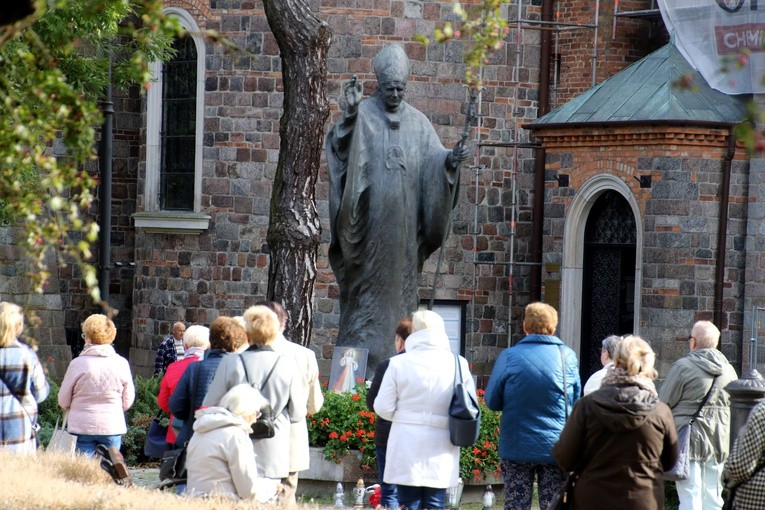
[{"left": 123, "top": 374, "right": 164, "bottom": 465}]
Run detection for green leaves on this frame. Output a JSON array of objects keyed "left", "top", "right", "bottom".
[{"left": 0, "top": 0, "right": 177, "bottom": 304}]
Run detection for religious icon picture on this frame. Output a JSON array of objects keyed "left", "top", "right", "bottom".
[{"left": 328, "top": 346, "right": 368, "bottom": 394}]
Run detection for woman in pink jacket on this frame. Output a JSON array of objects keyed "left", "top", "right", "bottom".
[{"left": 58, "top": 314, "right": 135, "bottom": 456}]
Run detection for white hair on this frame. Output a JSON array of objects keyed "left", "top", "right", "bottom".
[
  {"left": 411, "top": 310, "right": 445, "bottom": 333},
  {"left": 183, "top": 324, "right": 210, "bottom": 348},
  {"left": 219, "top": 384, "right": 268, "bottom": 420}
]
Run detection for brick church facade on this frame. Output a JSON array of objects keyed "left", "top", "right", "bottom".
[{"left": 3, "top": 0, "right": 763, "bottom": 384}]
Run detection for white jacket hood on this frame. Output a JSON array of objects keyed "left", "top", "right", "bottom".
[
  {"left": 404, "top": 327, "right": 450, "bottom": 352},
  {"left": 192, "top": 407, "right": 252, "bottom": 435}
]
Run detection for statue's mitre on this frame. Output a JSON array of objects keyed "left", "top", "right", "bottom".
[{"left": 373, "top": 44, "right": 410, "bottom": 84}]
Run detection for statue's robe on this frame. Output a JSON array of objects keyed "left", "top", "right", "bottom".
[{"left": 326, "top": 92, "right": 458, "bottom": 370}]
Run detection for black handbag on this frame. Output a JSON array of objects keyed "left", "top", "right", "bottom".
[
  {"left": 159, "top": 445, "right": 187, "bottom": 481},
  {"left": 448, "top": 354, "right": 481, "bottom": 447},
  {"left": 239, "top": 353, "right": 280, "bottom": 440},
  {"left": 143, "top": 411, "right": 170, "bottom": 458}
]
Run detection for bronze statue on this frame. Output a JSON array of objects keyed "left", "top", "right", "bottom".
[{"left": 326, "top": 44, "right": 469, "bottom": 370}]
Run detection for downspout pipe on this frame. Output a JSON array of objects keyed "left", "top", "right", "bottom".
[
  {"left": 98, "top": 53, "right": 113, "bottom": 306},
  {"left": 713, "top": 130, "right": 736, "bottom": 328},
  {"left": 530, "top": 0, "right": 554, "bottom": 302}
]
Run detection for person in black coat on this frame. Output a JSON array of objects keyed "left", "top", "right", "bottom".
[
  {"left": 169, "top": 316, "right": 248, "bottom": 447},
  {"left": 366, "top": 317, "right": 412, "bottom": 509}
]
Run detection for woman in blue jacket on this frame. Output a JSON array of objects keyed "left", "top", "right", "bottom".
[{"left": 485, "top": 302, "right": 581, "bottom": 510}]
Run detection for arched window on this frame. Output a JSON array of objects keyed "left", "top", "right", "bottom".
[{"left": 134, "top": 7, "right": 209, "bottom": 233}]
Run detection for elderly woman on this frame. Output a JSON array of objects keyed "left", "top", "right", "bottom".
[
  {"left": 0, "top": 302, "right": 49, "bottom": 454},
  {"left": 203, "top": 305, "right": 305, "bottom": 483},
  {"left": 157, "top": 324, "right": 210, "bottom": 447},
  {"left": 186, "top": 384, "right": 280, "bottom": 501},
  {"left": 484, "top": 302, "right": 581, "bottom": 510},
  {"left": 551, "top": 335, "right": 679, "bottom": 510},
  {"left": 169, "top": 317, "right": 248, "bottom": 447},
  {"left": 374, "top": 310, "right": 477, "bottom": 510},
  {"left": 58, "top": 314, "right": 135, "bottom": 456}
]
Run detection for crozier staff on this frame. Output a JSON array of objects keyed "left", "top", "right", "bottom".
[{"left": 326, "top": 44, "right": 469, "bottom": 370}]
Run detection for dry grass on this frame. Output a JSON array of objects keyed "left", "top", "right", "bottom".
[{"left": 0, "top": 451, "right": 320, "bottom": 509}]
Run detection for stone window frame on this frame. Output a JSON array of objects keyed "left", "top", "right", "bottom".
[
  {"left": 133, "top": 7, "right": 210, "bottom": 234},
  {"left": 559, "top": 172, "right": 643, "bottom": 355}
]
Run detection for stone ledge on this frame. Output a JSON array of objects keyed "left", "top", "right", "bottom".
[{"left": 132, "top": 211, "right": 211, "bottom": 234}]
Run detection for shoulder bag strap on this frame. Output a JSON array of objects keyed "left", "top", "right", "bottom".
[
  {"left": 261, "top": 356, "right": 281, "bottom": 387},
  {"left": 454, "top": 354, "right": 462, "bottom": 386},
  {"left": 239, "top": 353, "right": 281, "bottom": 390},
  {"left": 559, "top": 346, "right": 569, "bottom": 418},
  {"left": 238, "top": 353, "right": 251, "bottom": 384},
  {"left": 690, "top": 375, "right": 719, "bottom": 424}
]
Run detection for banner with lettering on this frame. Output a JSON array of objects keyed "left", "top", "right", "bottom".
[{"left": 658, "top": 0, "right": 765, "bottom": 94}]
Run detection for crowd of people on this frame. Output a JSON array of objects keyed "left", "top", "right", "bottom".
[{"left": 3, "top": 297, "right": 765, "bottom": 510}]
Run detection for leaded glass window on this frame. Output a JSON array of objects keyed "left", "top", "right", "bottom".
[{"left": 160, "top": 35, "right": 196, "bottom": 211}]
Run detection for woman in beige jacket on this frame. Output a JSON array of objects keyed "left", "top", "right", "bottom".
[{"left": 186, "top": 384, "right": 279, "bottom": 501}]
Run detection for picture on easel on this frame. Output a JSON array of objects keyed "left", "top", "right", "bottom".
[{"left": 327, "top": 346, "right": 368, "bottom": 394}]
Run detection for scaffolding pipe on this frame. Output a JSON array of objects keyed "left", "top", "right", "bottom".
[{"left": 592, "top": 0, "right": 600, "bottom": 86}]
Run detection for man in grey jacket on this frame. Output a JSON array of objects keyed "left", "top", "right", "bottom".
[{"left": 658, "top": 320, "right": 738, "bottom": 510}]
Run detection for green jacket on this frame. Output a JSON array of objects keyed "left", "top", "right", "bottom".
[{"left": 658, "top": 348, "right": 738, "bottom": 462}]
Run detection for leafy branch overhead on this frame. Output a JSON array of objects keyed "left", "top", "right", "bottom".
[
  {"left": 0, "top": 0, "right": 179, "bottom": 303},
  {"left": 413, "top": 0, "right": 510, "bottom": 90}
]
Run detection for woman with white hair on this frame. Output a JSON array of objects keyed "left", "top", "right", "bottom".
[
  {"left": 374, "top": 310, "right": 477, "bottom": 510},
  {"left": 0, "top": 302, "right": 49, "bottom": 454},
  {"left": 203, "top": 305, "right": 304, "bottom": 485},
  {"left": 552, "top": 335, "right": 679, "bottom": 510},
  {"left": 186, "top": 384, "right": 280, "bottom": 501},
  {"left": 158, "top": 324, "right": 210, "bottom": 447}
]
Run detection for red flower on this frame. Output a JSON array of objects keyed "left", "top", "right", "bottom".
[
  {"left": 473, "top": 469, "right": 481, "bottom": 477},
  {"left": 355, "top": 377, "right": 365, "bottom": 384},
  {"left": 340, "top": 434, "right": 348, "bottom": 442},
  {"left": 483, "top": 441, "right": 492, "bottom": 449},
  {"left": 356, "top": 429, "right": 365, "bottom": 438},
  {"left": 473, "top": 447, "right": 481, "bottom": 455},
  {"left": 477, "top": 388, "right": 485, "bottom": 397},
  {"left": 352, "top": 394, "right": 361, "bottom": 402},
  {"left": 329, "top": 431, "right": 339, "bottom": 439}
]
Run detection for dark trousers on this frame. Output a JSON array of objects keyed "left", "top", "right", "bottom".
[
  {"left": 397, "top": 485, "right": 446, "bottom": 510},
  {"left": 376, "top": 444, "right": 399, "bottom": 508}
]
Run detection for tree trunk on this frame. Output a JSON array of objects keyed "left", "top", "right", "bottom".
[{"left": 263, "top": 0, "right": 331, "bottom": 347}]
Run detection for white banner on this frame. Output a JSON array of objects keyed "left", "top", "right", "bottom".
[{"left": 658, "top": 0, "right": 765, "bottom": 94}]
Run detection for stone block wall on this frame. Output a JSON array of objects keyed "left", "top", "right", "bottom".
[
  {"left": 129, "top": 0, "right": 557, "bottom": 377},
  {"left": 536, "top": 125, "right": 749, "bottom": 377}
]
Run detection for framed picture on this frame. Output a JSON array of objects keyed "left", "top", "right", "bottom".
[
  {"left": 418, "top": 299, "right": 466, "bottom": 356},
  {"left": 327, "top": 346, "right": 369, "bottom": 394}
]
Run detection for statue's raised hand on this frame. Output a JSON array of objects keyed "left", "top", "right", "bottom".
[{"left": 343, "top": 75, "right": 362, "bottom": 115}]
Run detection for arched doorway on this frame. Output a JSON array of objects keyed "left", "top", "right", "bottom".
[{"left": 579, "top": 190, "right": 636, "bottom": 382}]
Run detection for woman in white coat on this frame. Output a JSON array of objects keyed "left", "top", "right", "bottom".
[{"left": 374, "top": 310, "right": 477, "bottom": 510}]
